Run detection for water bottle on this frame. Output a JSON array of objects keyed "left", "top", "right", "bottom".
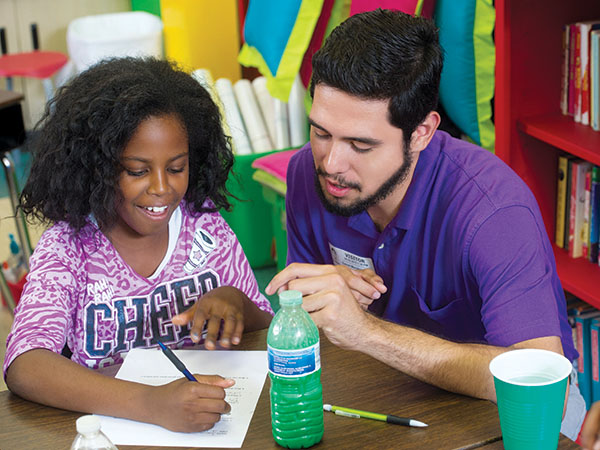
[
  {"left": 267, "top": 290, "right": 324, "bottom": 448},
  {"left": 70, "top": 415, "right": 118, "bottom": 450}
]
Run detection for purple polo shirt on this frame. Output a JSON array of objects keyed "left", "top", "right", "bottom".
[{"left": 286, "top": 130, "right": 577, "bottom": 362}]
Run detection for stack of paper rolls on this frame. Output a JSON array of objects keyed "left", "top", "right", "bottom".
[{"left": 192, "top": 71, "right": 308, "bottom": 155}]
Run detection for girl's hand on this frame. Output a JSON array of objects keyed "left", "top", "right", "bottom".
[
  {"left": 149, "top": 374, "right": 235, "bottom": 432},
  {"left": 172, "top": 286, "right": 246, "bottom": 350}
]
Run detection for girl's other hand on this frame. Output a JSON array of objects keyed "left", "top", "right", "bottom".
[{"left": 172, "top": 286, "right": 246, "bottom": 350}]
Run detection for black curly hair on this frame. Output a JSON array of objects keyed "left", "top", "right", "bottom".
[{"left": 19, "top": 56, "right": 234, "bottom": 233}]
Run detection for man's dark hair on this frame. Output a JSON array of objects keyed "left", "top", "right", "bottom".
[
  {"left": 310, "top": 9, "right": 443, "bottom": 146},
  {"left": 19, "top": 57, "right": 234, "bottom": 233}
]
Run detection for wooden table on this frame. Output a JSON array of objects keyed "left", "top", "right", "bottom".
[{"left": 0, "top": 329, "right": 579, "bottom": 449}]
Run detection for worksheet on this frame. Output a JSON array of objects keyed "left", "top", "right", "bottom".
[{"left": 97, "top": 348, "right": 268, "bottom": 447}]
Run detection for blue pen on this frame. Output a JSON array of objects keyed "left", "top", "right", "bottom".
[{"left": 157, "top": 341, "right": 197, "bottom": 382}]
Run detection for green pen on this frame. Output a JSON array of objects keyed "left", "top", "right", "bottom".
[{"left": 323, "top": 404, "right": 428, "bottom": 428}]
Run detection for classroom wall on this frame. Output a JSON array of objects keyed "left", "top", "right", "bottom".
[{"left": 0, "top": 0, "right": 130, "bottom": 128}]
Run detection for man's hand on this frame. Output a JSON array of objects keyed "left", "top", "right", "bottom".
[
  {"left": 266, "top": 263, "right": 383, "bottom": 349},
  {"left": 266, "top": 263, "right": 387, "bottom": 310},
  {"left": 172, "top": 286, "right": 246, "bottom": 350},
  {"left": 337, "top": 265, "right": 387, "bottom": 310}
]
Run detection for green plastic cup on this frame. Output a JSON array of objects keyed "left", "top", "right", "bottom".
[{"left": 489, "top": 349, "right": 572, "bottom": 450}]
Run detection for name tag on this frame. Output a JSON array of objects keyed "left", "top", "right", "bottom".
[{"left": 329, "top": 243, "right": 374, "bottom": 271}]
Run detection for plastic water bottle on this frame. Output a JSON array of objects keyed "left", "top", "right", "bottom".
[
  {"left": 267, "top": 290, "right": 324, "bottom": 448},
  {"left": 70, "top": 415, "right": 118, "bottom": 450}
]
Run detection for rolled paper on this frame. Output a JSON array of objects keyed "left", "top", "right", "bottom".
[
  {"left": 233, "top": 79, "right": 274, "bottom": 153},
  {"left": 192, "top": 69, "right": 235, "bottom": 150},
  {"left": 192, "top": 68, "right": 215, "bottom": 93},
  {"left": 288, "top": 74, "right": 309, "bottom": 148},
  {"left": 273, "top": 98, "right": 290, "bottom": 149},
  {"left": 252, "top": 76, "right": 277, "bottom": 145},
  {"left": 215, "top": 78, "right": 253, "bottom": 155}
]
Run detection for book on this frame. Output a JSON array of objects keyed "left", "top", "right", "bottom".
[
  {"left": 591, "top": 166, "right": 600, "bottom": 263},
  {"left": 574, "top": 24, "right": 582, "bottom": 122},
  {"left": 592, "top": 319, "right": 600, "bottom": 402},
  {"left": 575, "top": 310, "right": 600, "bottom": 409},
  {"left": 567, "top": 297, "right": 596, "bottom": 326},
  {"left": 584, "top": 169, "right": 593, "bottom": 259},
  {"left": 579, "top": 21, "right": 600, "bottom": 125},
  {"left": 561, "top": 24, "right": 571, "bottom": 115},
  {"left": 556, "top": 155, "right": 573, "bottom": 248},
  {"left": 567, "top": 296, "right": 595, "bottom": 374},
  {"left": 580, "top": 23, "right": 593, "bottom": 125},
  {"left": 569, "top": 24, "right": 578, "bottom": 116},
  {"left": 569, "top": 159, "right": 593, "bottom": 258},
  {"left": 592, "top": 30, "right": 600, "bottom": 130},
  {"left": 564, "top": 158, "right": 575, "bottom": 252}
]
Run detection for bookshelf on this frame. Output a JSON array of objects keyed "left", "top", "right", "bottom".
[{"left": 495, "top": 0, "right": 600, "bottom": 308}]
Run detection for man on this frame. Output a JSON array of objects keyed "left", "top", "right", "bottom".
[{"left": 265, "top": 9, "right": 585, "bottom": 439}]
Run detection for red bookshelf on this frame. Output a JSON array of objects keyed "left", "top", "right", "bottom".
[
  {"left": 518, "top": 115, "right": 600, "bottom": 166},
  {"left": 496, "top": 0, "right": 600, "bottom": 308},
  {"left": 553, "top": 244, "right": 600, "bottom": 305}
]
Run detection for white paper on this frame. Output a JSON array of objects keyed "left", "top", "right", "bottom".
[{"left": 97, "top": 348, "right": 268, "bottom": 448}]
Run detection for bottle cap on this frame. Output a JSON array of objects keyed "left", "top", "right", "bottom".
[
  {"left": 278, "top": 290, "right": 303, "bottom": 306},
  {"left": 9, "top": 234, "right": 19, "bottom": 256},
  {"left": 76, "top": 415, "right": 101, "bottom": 435}
]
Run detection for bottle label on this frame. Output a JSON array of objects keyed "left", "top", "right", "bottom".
[{"left": 267, "top": 342, "right": 321, "bottom": 377}]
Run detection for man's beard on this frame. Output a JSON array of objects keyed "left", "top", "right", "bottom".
[{"left": 313, "top": 145, "right": 413, "bottom": 218}]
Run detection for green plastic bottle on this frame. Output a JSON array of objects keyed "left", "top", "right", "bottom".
[{"left": 267, "top": 290, "right": 324, "bottom": 448}]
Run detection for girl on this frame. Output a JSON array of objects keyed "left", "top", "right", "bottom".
[{"left": 3, "top": 57, "right": 273, "bottom": 432}]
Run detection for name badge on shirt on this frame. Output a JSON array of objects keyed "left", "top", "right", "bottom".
[{"left": 329, "top": 243, "right": 375, "bottom": 271}]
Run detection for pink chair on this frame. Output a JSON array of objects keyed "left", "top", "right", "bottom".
[{"left": 0, "top": 24, "right": 68, "bottom": 101}]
